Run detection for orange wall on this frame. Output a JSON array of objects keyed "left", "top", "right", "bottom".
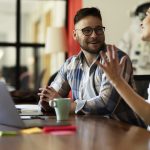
[{"left": 68, "top": 0, "right": 82, "bottom": 57}]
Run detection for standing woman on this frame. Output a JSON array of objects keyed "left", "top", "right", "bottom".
[{"left": 98, "top": 8, "right": 150, "bottom": 125}]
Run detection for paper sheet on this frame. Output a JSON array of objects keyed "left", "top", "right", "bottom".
[{"left": 15, "top": 104, "right": 43, "bottom": 116}]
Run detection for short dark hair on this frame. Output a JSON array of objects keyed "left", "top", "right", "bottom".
[
  {"left": 74, "top": 7, "right": 102, "bottom": 25},
  {"left": 134, "top": 2, "right": 150, "bottom": 16}
]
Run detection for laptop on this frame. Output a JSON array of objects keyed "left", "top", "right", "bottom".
[{"left": 0, "top": 82, "right": 69, "bottom": 128}]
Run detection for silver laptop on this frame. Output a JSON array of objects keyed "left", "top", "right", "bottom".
[{"left": 0, "top": 82, "right": 69, "bottom": 128}]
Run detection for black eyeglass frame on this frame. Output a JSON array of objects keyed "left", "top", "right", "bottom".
[{"left": 75, "top": 26, "right": 105, "bottom": 36}]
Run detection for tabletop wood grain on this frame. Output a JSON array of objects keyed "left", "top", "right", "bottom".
[{"left": 0, "top": 115, "right": 150, "bottom": 150}]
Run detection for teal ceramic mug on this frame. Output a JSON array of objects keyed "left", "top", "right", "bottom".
[{"left": 49, "top": 98, "right": 71, "bottom": 121}]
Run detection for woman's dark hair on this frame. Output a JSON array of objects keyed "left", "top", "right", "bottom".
[
  {"left": 74, "top": 7, "right": 102, "bottom": 25},
  {"left": 134, "top": 2, "right": 150, "bottom": 16}
]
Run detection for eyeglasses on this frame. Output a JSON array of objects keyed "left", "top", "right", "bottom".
[{"left": 75, "top": 26, "right": 105, "bottom": 36}]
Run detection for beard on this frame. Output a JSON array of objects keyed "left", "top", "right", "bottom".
[{"left": 80, "top": 43, "right": 106, "bottom": 54}]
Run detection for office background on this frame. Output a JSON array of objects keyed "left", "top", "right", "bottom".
[{"left": 0, "top": 0, "right": 149, "bottom": 91}]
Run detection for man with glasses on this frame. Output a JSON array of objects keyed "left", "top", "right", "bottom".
[{"left": 38, "top": 7, "right": 146, "bottom": 128}]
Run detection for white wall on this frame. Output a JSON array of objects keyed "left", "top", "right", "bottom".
[
  {"left": 26, "top": 1, "right": 67, "bottom": 78},
  {"left": 0, "top": 14, "right": 16, "bottom": 67},
  {"left": 83, "top": 0, "right": 145, "bottom": 45}
]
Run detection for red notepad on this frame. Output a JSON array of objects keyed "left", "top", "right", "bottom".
[{"left": 42, "top": 125, "right": 77, "bottom": 133}]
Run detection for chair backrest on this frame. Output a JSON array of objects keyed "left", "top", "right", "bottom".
[
  {"left": 133, "top": 75, "right": 150, "bottom": 99},
  {"left": 47, "top": 71, "right": 58, "bottom": 86},
  {"left": 35, "top": 69, "right": 46, "bottom": 90}
]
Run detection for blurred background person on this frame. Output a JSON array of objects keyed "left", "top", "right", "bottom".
[{"left": 118, "top": 1, "right": 150, "bottom": 75}]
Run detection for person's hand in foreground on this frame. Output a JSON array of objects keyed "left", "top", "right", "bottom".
[
  {"left": 97, "top": 45, "right": 150, "bottom": 125},
  {"left": 97, "top": 45, "right": 126, "bottom": 87}
]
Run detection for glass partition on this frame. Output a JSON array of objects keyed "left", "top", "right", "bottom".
[{"left": 0, "top": 0, "right": 16, "bottom": 42}]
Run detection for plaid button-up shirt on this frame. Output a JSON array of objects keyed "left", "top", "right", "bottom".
[{"left": 50, "top": 47, "right": 146, "bottom": 128}]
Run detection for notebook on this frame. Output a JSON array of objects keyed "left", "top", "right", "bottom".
[
  {"left": 0, "top": 82, "right": 69, "bottom": 128},
  {"left": 15, "top": 104, "right": 43, "bottom": 116}
]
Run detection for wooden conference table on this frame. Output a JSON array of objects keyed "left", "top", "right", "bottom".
[{"left": 0, "top": 115, "right": 150, "bottom": 150}]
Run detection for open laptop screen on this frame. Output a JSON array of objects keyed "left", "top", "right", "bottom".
[{"left": 0, "top": 82, "right": 70, "bottom": 128}]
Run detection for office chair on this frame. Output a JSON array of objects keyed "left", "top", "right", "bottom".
[
  {"left": 47, "top": 71, "right": 58, "bottom": 86},
  {"left": 35, "top": 69, "right": 46, "bottom": 91},
  {"left": 133, "top": 75, "right": 150, "bottom": 99}
]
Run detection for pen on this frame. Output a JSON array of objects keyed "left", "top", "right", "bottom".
[
  {"left": 21, "top": 116, "right": 49, "bottom": 120},
  {"left": 30, "top": 116, "right": 46, "bottom": 120}
]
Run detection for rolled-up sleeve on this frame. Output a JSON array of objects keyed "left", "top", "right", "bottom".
[
  {"left": 75, "top": 99, "right": 87, "bottom": 114},
  {"left": 50, "top": 61, "right": 71, "bottom": 98}
]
